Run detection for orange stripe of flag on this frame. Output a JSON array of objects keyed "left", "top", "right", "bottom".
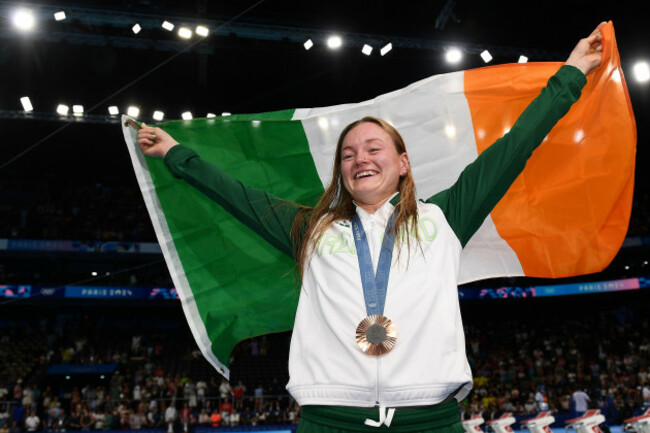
[{"left": 464, "top": 21, "right": 636, "bottom": 278}]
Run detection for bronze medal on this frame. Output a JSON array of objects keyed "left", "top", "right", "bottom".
[{"left": 356, "top": 314, "right": 397, "bottom": 356}]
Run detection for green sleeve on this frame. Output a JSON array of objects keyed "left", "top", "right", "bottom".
[
  {"left": 426, "top": 65, "right": 587, "bottom": 247},
  {"left": 163, "top": 145, "right": 304, "bottom": 259}
]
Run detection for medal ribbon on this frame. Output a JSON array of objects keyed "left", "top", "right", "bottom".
[{"left": 351, "top": 210, "right": 397, "bottom": 316}]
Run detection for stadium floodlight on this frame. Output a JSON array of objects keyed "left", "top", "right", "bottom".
[
  {"left": 127, "top": 106, "right": 140, "bottom": 117},
  {"left": 303, "top": 39, "right": 313, "bottom": 50},
  {"left": 181, "top": 111, "right": 193, "bottom": 120},
  {"left": 362, "top": 44, "right": 373, "bottom": 56},
  {"left": 445, "top": 48, "right": 462, "bottom": 64},
  {"left": 633, "top": 61, "right": 650, "bottom": 83},
  {"left": 178, "top": 27, "right": 192, "bottom": 39},
  {"left": 222, "top": 112, "right": 232, "bottom": 117},
  {"left": 206, "top": 113, "right": 216, "bottom": 118},
  {"left": 327, "top": 35, "right": 342, "bottom": 50},
  {"left": 20, "top": 97, "right": 33, "bottom": 112},
  {"left": 380, "top": 43, "right": 392, "bottom": 56},
  {"left": 12, "top": 9, "right": 35, "bottom": 32},
  {"left": 153, "top": 111, "right": 165, "bottom": 121},
  {"left": 108, "top": 106, "right": 119, "bottom": 115},
  {"left": 91, "top": 271, "right": 98, "bottom": 276},
  {"left": 132, "top": 24, "right": 141, "bottom": 34},
  {"left": 196, "top": 25, "right": 209, "bottom": 37},
  {"left": 72, "top": 105, "right": 84, "bottom": 116},
  {"left": 480, "top": 50, "right": 493, "bottom": 63},
  {"left": 161, "top": 21, "right": 174, "bottom": 31},
  {"left": 56, "top": 104, "right": 69, "bottom": 115},
  {"left": 518, "top": 55, "right": 528, "bottom": 64},
  {"left": 54, "top": 11, "right": 66, "bottom": 21}
]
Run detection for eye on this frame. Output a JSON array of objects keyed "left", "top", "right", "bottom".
[{"left": 341, "top": 154, "right": 353, "bottom": 161}]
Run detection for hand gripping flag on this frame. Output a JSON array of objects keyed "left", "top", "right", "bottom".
[{"left": 123, "top": 22, "right": 635, "bottom": 377}]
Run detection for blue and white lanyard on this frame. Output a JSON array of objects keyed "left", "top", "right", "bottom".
[{"left": 351, "top": 211, "right": 397, "bottom": 316}]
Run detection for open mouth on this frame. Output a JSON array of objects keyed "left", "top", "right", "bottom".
[{"left": 355, "top": 170, "right": 377, "bottom": 179}]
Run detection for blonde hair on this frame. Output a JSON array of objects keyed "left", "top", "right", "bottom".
[{"left": 292, "top": 116, "right": 419, "bottom": 280}]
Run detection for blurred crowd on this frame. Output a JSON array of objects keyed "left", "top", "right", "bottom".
[
  {"left": 461, "top": 301, "right": 650, "bottom": 424},
  {"left": 2, "top": 293, "right": 650, "bottom": 432}
]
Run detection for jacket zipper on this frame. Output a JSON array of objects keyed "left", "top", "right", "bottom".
[{"left": 376, "top": 358, "right": 381, "bottom": 405}]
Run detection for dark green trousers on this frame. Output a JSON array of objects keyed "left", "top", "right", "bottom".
[{"left": 298, "top": 400, "right": 463, "bottom": 433}]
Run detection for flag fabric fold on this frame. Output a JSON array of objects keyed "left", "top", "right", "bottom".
[{"left": 122, "top": 21, "right": 635, "bottom": 378}]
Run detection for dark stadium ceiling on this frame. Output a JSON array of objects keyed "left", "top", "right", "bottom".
[{"left": 0, "top": 0, "right": 648, "bottom": 209}]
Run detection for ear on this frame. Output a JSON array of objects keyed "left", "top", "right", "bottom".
[{"left": 399, "top": 153, "right": 410, "bottom": 176}]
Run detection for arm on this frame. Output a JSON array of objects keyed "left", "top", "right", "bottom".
[
  {"left": 163, "top": 145, "right": 304, "bottom": 258},
  {"left": 426, "top": 22, "right": 605, "bottom": 247},
  {"left": 427, "top": 65, "right": 587, "bottom": 247},
  {"left": 137, "top": 124, "right": 305, "bottom": 259}
]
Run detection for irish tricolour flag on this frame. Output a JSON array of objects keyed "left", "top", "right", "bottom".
[{"left": 123, "top": 22, "right": 635, "bottom": 377}]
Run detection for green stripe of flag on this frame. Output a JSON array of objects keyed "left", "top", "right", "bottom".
[{"left": 145, "top": 110, "right": 324, "bottom": 368}]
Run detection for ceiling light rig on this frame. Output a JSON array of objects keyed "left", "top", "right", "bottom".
[
  {"left": 633, "top": 61, "right": 650, "bottom": 83},
  {"left": 195, "top": 25, "right": 209, "bottom": 37},
  {"left": 56, "top": 104, "right": 69, "bottom": 116},
  {"left": 12, "top": 8, "right": 36, "bottom": 32},
  {"left": 380, "top": 43, "right": 392, "bottom": 56},
  {"left": 20, "top": 97, "right": 33, "bottom": 112},
  {"left": 178, "top": 27, "right": 192, "bottom": 39},
  {"left": 480, "top": 50, "right": 492, "bottom": 63},
  {"left": 326, "top": 35, "right": 342, "bottom": 50},
  {"left": 2, "top": 3, "right": 580, "bottom": 62},
  {"left": 445, "top": 47, "right": 462, "bottom": 64}
]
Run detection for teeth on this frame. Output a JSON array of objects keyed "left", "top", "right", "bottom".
[{"left": 355, "top": 171, "right": 375, "bottom": 179}]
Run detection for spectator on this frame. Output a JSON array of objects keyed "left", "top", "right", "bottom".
[
  {"left": 24, "top": 410, "right": 40, "bottom": 432},
  {"left": 209, "top": 409, "right": 221, "bottom": 428},
  {"left": 642, "top": 384, "right": 650, "bottom": 409},
  {"left": 164, "top": 402, "right": 177, "bottom": 433},
  {"left": 79, "top": 407, "right": 93, "bottom": 431},
  {"left": 229, "top": 382, "right": 243, "bottom": 411},
  {"left": 179, "top": 403, "right": 190, "bottom": 432},
  {"left": 572, "top": 388, "right": 591, "bottom": 417},
  {"left": 195, "top": 380, "right": 207, "bottom": 407},
  {"left": 197, "top": 409, "right": 210, "bottom": 426},
  {"left": 535, "top": 386, "right": 549, "bottom": 412},
  {"left": 10, "top": 405, "right": 25, "bottom": 428},
  {"left": 254, "top": 384, "right": 264, "bottom": 411},
  {"left": 220, "top": 399, "right": 233, "bottom": 425},
  {"left": 218, "top": 379, "right": 231, "bottom": 400}
]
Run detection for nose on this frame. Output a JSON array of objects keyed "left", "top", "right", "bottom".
[{"left": 355, "top": 152, "right": 368, "bottom": 165}]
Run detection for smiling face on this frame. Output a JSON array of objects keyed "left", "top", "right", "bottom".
[{"left": 339, "top": 122, "right": 409, "bottom": 213}]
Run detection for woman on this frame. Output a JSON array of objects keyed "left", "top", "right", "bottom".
[{"left": 138, "top": 23, "right": 605, "bottom": 432}]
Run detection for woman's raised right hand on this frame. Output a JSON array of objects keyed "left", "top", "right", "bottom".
[{"left": 137, "top": 123, "right": 179, "bottom": 158}]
